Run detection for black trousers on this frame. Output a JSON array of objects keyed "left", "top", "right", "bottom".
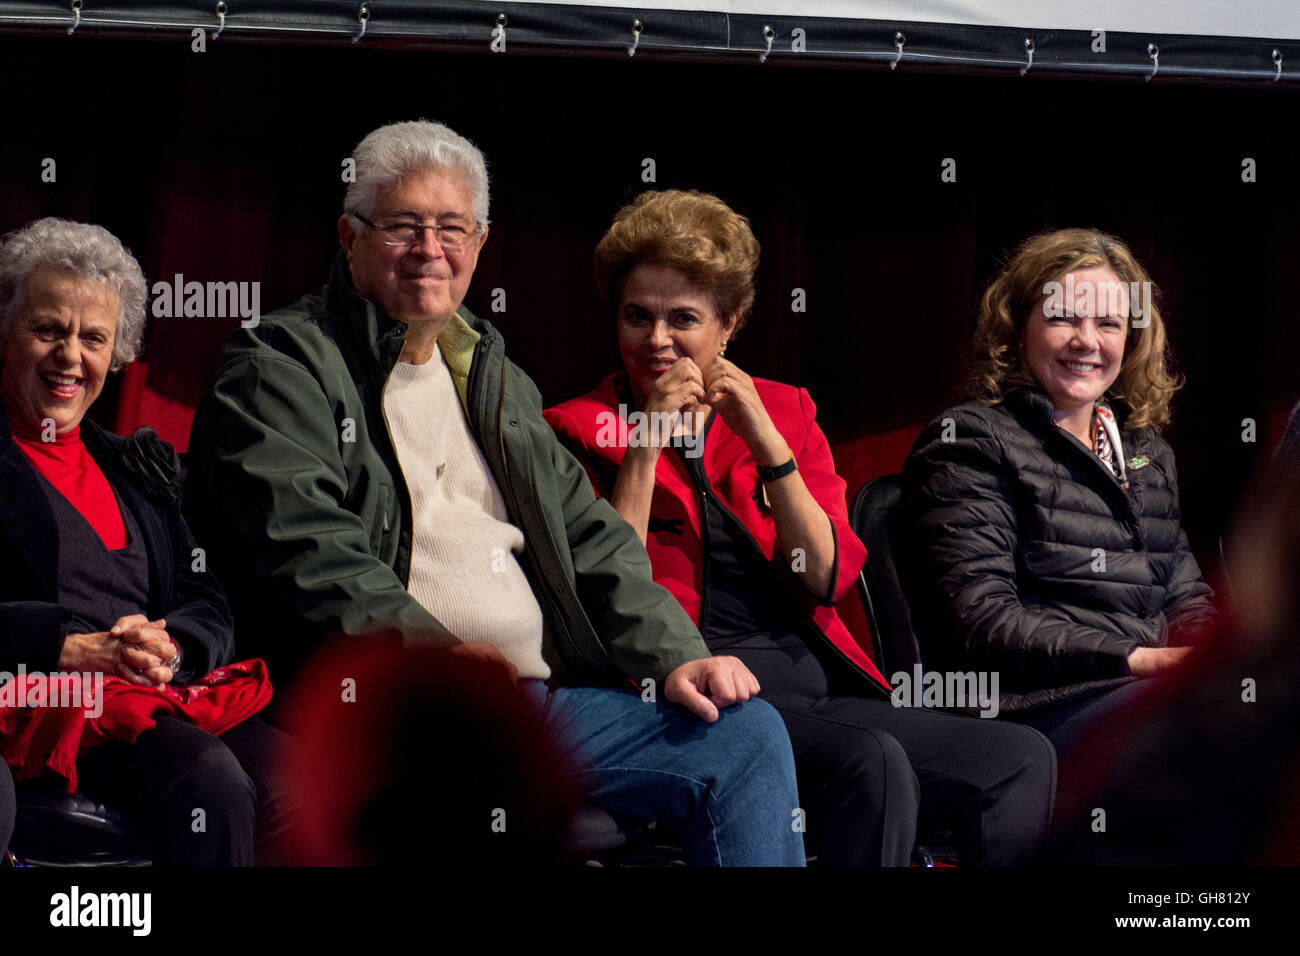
[
  {"left": 1002, "top": 680, "right": 1152, "bottom": 783},
  {"left": 730, "top": 640, "right": 1057, "bottom": 866},
  {"left": 73, "top": 715, "right": 296, "bottom": 866},
  {"left": 1001, "top": 679, "right": 1154, "bottom": 824},
  {"left": 0, "top": 758, "right": 14, "bottom": 857}
]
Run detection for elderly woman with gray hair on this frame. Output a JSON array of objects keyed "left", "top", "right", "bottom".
[{"left": 0, "top": 218, "right": 291, "bottom": 865}]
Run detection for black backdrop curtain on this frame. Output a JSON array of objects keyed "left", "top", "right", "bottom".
[{"left": 2, "top": 31, "right": 1297, "bottom": 585}]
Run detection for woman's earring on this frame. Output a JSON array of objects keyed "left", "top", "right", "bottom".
[{"left": 719, "top": 340, "right": 728, "bottom": 356}]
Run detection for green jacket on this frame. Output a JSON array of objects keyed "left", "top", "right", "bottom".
[{"left": 184, "top": 254, "right": 711, "bottom": 689}]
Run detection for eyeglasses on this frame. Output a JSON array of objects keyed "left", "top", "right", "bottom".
[{"left": 353, "top": 213, "right": 484, "bottom": 253}]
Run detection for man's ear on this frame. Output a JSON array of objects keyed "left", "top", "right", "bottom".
[{"left": 338, "top": 214, "right": 359, "bottom": 258}]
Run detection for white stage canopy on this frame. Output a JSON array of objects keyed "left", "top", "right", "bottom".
[
  {"left": 1, "top": 1, "right": 1295, "bottom": 81},
  {"left": 512, "top": 1, "right": 1300, "bottom": 42}
]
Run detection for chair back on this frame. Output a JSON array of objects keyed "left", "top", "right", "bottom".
[{"left": 849, "top": 474, "right": 923, "bottom": 679}]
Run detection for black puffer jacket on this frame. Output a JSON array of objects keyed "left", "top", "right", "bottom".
[{"left": 901, "top": 387, "right": 1218, "bottom": 711}]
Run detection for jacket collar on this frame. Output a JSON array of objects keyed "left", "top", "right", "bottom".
[
  {"left": 325, "top": 251, "right": 408, "bottom": 380},
  {"left": 1003, "top": 386, "right": 1147, "bottom": 504},
  {"left": 80, "top": 420, "right": 136, "bottom": 492},
  {"left": 1004, "top": 385, "right": 1135, "bottom": 431},
  {"left": 437, "top": 311, "right": 482, "bottom": 411},
  {"left": 85, "top": 423, "right": 169, "bottom": 607},
  {"left": 324, "top": 251, "right": 490, "bottom": 410}
]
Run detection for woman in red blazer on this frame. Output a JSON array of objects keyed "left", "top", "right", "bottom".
[{"left": 545, "top": 190, "right": 1056, "bottom": 866}]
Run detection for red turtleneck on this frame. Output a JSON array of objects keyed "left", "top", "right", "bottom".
[{"left": 11, "top": 424, "right": 127, "bottom": 550}]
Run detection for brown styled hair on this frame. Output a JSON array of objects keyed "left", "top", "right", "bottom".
[
  {"left": 594, "top": 189, "right": 760, "bottom": 333},
  {"left": 966, "top": 227, "right": 1182, "bottom": 431}
]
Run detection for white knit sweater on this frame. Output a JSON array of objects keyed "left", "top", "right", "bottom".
[{"left": 382, "top": 344, "right": 549, "bottom": 679}]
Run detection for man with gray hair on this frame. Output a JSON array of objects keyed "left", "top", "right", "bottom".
[{"left": 184, "top": 120, "right": 803, "bottom": 865}]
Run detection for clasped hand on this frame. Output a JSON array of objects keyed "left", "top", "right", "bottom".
[
  {"left": 643, "top": 356, "right": 786, "bottom": 463},
  {"left": 59, "top": 614, "right": 178, "bottom": 688}
]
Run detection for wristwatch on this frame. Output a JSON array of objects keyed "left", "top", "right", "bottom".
[{"left": 756, "top": 456, "right": 797, "bottom": 482}]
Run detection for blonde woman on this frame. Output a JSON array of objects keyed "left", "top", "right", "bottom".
[{"left": 903, "top": 229, "right": 1218, "bottom": 771}]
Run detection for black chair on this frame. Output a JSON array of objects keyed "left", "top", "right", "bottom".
[
  {"left": 849, "top": 474, "right": 923, "bottom": 679},
  {"left": 8, "top": 778, "right": 150, "bottom": 867},
  {"left": 851, "top": 473, "right": 957, "bottom": 866},
  {"left": 8, "top": 802, "right": 685, "bottom": 868},
  {"left": 564, "top": 805, "right": 685, "bottom": 866},
  {"left": 10, "top": 779, "right": 676, "bottom": 868}
]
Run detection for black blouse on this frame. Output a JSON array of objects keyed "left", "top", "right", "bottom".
[{"left": 672, "top": 439, "right": 809, "bottom": 650}]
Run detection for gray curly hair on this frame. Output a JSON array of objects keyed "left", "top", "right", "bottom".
[
  {"left": 0, "top": 218, "right": 148, "bottom": 372},
  {"left": 343, "top": 120, "right": 490, "bottom": 228}
]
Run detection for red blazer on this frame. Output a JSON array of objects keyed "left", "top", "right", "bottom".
[{"left": 545, "top": 372, "right": 889, "bottom": 694}]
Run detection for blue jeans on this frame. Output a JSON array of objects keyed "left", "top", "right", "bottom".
[{"left": 519, "top": 680, "right": 805, "bottom": 866}]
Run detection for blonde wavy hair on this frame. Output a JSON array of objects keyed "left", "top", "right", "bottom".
[
  {"left": 966, "top": 228, "right": 1183, "bottom": 431},
  {"left": 594, "top": 189, "right": 761, "bottom": 333}
]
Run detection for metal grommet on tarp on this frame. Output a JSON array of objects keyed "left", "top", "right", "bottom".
[
  {"left": 628, "top": 19, "right": 642, "bottom": 57},
  {"left": 891, "top": 31, "right": 905, "bottom": 70},
  {"left": 214, "top": 1, "right": 228, "bottom": 40},
  {"left": 759, "top": 25, "right": 775, "bottom": 63},
  {"left": 1272, "top": 48, "right": 1283, "bottom": 82},
  {"left": 352, "top": 5, "right": 369, "bottom": 43},
  {"left": 1146, "top": 42, "right": 1160, "bottom": 81},
  {"left": 67, "top": 0, "right": 82, "bottom": 35}
]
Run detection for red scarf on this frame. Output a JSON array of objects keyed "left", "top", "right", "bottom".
[{"left": 1, "top": 659, "right": 273, "bottom": 793}]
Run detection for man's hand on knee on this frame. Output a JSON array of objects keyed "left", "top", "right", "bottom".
[{"left": 665, "top": 656, "right": 761, "bottom": 723}]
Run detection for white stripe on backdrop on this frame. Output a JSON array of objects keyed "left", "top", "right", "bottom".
[{"left": 508, "top": 0, "right": 1300, "bottom": 41}]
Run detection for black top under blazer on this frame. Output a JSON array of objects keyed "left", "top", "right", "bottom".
[
  {"left": 0, "top": 410, "right": 234, "bottom": 683},
  {"left": 902, "top": 387, "right": 1219, "bottom": 711}
]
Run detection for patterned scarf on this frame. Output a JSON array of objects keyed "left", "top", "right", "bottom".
[{"left": 1092, "top": 400, "right": 1128, "bottom": 488}]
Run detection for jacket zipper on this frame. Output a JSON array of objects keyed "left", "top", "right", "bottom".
[
  {"left": 1040, "top": 416, "right": 1165, "bottom": 622},
  {"left": 481, "top": 346, "right": 597, "bottom": 679},
  {"left": 674, "top": 423, "right": 890, "bottom": 701},
  {"left": 1014, "top": 390, "right": 1143, "bottom": 531},
  {"left": 1045, "top": 422, "right": 1145, "bottom": 545},
  {"left": 374, "top": 328, "right": 418, "bottom": 582},
  {"left": 682, "top": 449, "right": 715, "bottom": 641}
]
